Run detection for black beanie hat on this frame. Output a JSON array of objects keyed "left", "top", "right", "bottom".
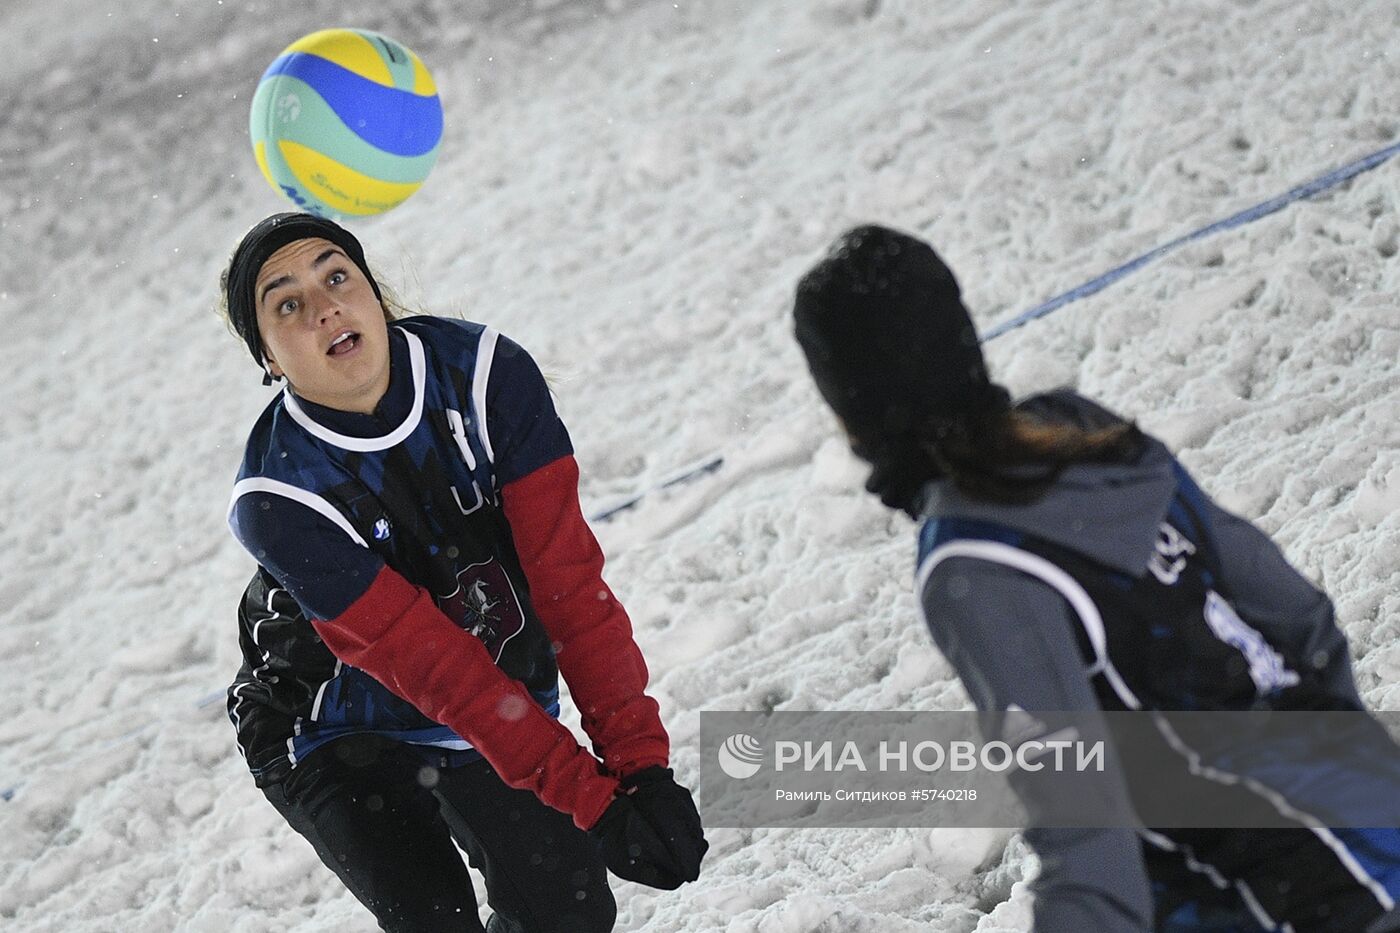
[
  {"left": 224, "top": 212, "right": 384, "bottom": 374},
  {"left": 793, "top": 224, "right": 1006, "bottom": 443}
]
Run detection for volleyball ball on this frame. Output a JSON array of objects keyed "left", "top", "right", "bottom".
[{"left": 249, "top": 28, "right": 443, "bottom": 218}]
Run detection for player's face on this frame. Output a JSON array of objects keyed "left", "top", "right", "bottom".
[{"left": 254, "top": 238, "right": 392, "bottom": 415}]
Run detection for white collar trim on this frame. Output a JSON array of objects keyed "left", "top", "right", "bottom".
[{"left": 282, "top": 329, "right": 426, "bottom": 452}]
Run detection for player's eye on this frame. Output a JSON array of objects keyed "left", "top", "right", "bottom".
[
  {"left": 327, "top": 270, "right": 347, "bottom": 287},
  {"left": 277, "top": 298, "right": 299, "bottom": 315}
]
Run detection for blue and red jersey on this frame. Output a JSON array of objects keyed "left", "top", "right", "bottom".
[{"left": 226, "top": 316, "right": 667, "bottom": 829}]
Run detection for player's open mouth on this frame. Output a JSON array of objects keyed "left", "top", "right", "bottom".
[{"left": 328, "top": 331, "right": 360, "bottom": 356}]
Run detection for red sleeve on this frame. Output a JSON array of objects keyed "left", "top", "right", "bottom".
[
  {"left": 500, "top": 454, "right": 670, "bottom": 776},
  {"left": 311, "top": 565, "right": 620, "bottom": 830}
]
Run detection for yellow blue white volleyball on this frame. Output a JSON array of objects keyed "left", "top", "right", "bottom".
[{"left": 249, "top": 28, "right": 443, "bottom": 218}]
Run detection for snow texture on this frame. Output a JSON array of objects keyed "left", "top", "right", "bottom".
[{"left": 2, "top": 0, "right": 1399, "bottom": 930}]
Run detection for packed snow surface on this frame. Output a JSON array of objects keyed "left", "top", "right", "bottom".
[{"left": 3, "top": 0, "right": 1399, "bottom": 930}]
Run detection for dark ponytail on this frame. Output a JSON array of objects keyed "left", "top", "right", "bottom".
[{"left": 920, "top": 408, "right": 1145, "bottom": 505}]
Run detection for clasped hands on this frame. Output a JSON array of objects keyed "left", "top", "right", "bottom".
[{"left": 590, "top": 766, "right": 708, "bottom": 890}]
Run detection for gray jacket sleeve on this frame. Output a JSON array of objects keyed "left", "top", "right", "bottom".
[
  {"left": 921, "top": 556, "right": 1153, "bottom": 933},
  {"left": 1200, "top": 496, "right": 1361, "bottom": 706}
]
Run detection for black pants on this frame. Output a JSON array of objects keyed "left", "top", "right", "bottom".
[{"left": 262, "top": 736, "right": 616, "bottom": 933}]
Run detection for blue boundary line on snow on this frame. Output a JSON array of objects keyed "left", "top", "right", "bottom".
[
  {"left": 589, "top": 454, "right": 725, "bottom": 522},
  {"left": 981, "top": 139, "right": 1400, "bottom": 342}
]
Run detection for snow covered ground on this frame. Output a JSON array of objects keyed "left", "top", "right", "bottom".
[{"left": 3, "top": 0, "right": 1399, "bottom": 929}]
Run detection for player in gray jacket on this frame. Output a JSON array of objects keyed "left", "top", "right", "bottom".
[{"left": 792, "top": 223, "right": 1400, "bottom": 933}]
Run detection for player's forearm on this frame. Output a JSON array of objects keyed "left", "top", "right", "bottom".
[
  {"left": 501, "top": 455, "right": 670, "bottom": 773},
  {"left": 311, "top": 564, "right": 620, "bottom": 829}
]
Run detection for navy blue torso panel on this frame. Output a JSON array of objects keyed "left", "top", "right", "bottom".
[{"left": 916, "top": 467, "right": 1305, "bottom": 713}]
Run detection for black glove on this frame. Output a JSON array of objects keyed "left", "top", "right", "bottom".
[{"left": 590, "top": 767, "right": 708, "bottom": 889}]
